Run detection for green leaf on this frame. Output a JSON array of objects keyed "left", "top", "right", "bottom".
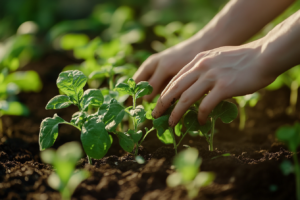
[
  {"left": 39, "top": 114, "right": 66, "bottom": 150},
  {"left": 0, "top": 101, "right": 29, "bottom": 116},
  {"left": 81, "top": 117, "right": 112, "bottom": 159},
  {"left": 175, "top": 123, "right": 182, "bottom": 137},
  {"left": 46, "top": 95, "right": 73, "bottom": 110},
  {"left": 194, "top": 172, "right": 215, "bottom": 187},
  {"left": 153, "top": 115, "right": 170, "bottom": 136},
  {"left": 276, "top": 123, "right": 300, "bottom": 152},
  {"left": 98, "top": 99, "right": 125, "bottom": 132},
  {"left": 80, "top": 89, "right": 104, "bottom": 111},
  {"left": 130, "top": 105, "right": 146, "bottom": 124},
  {"left": 70, "top": 111, "right": 87, "bottom": 129},
  {"left": 60, "top": 34, "right": 89, "bottom": 50},
  {"left": 128, "top": 130, "right": 143, "bottom": 143},
  {"left": 211, "top": 101, "right": 238, "bottom": 123},
  {"left": 127, "top": 78, "right": 136, "bottom": 89},
  {"left": 57, "top": 70, "right": 87, "bottom": 103},
  {"left": 184, "top": 111, "right": 211, "bottom": 133},
  {"left": 157, "top": 129, "right": 173, "bottom": 144},
  {"left": 114, "top": 82, "right": 132, "bottom": 95},
  {"left": 4, "top": 71, "right": 42, "bottom": 92},
  {"left": 117, "top": 132, "right": 135, "bottom": 152},
  {"left": 135, "top": 81, "right": 153, "bottom": 99}
]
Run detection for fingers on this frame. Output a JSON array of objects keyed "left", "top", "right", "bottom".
[
  {"left": 133, "top": 55, "right": 158, "bottom": 83},
  {"left": 161, "top": 52, "right": 206, "bottom": 97},
  {"left": 143, "top": 66, "right": 168, "bottom": 101},
  {"left": 168, "top": 78, "right": 213, "bottom": 127},
  {"left": 197, "top": 87, "right": 225, "bottom": 124}
]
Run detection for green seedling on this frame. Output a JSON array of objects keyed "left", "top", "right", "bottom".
[
  {"left": 266, "top": 65, "right": 300, "bottom": 115},
  {"left": 276, "top": 123, "right": 300, "bottom": 200},
  {"left": 183, "top": 101, "right": 238, "bottom": 151},
  {"left": 39, "top": 70, "right": 127, "bottom": 164},
  {"left": 166, "top": 148, "right": 215, "bottom": 198},
  {"left": 41, "top": 142, "right": 89, "bottom": 200},
  {"left": 234, "top": 93, "right": 260, "bottom": 130},
  {"left": 114, "top": 78, "right": 154, "bottom": 156}
]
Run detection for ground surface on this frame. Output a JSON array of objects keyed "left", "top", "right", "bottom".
[{"left": 0, "top": 53, "right": 299, "bottom": 200}]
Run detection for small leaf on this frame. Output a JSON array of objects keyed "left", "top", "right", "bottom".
[
  {"left": 211, "top": 101, "right": 238, "bottom": 123},
  {"left": 57, "top": 70, "right": 87, "bottom": 103},
  {"left": 153, "top": 115, "right": 170, "bottom": 136},
  {"left": 184, "top": 111, "right": 211, "bottom": 133},
  {"left": 70, "top": 111, "right": 87, "bottom": 129},
  {"left": 127, "top": 78, "right": 136, "bottom": 89},
  {"left": 175, "top": 123, "right": 182, "bottom": 137},
  {"left": 39, "top": 114, "right": 66, "bottom": 150},
  {"left": 46, "top": 95, "right": 73, "bottom": 110},
  {"left": 114, "top": 82, "right": 132, "bottom": 95},
  {"left": 80, "top": 89, "right": 104, "bottom": 111},
  {"left": 81, "top": 117, "right": 112, "bottom": 159},
  {"left": 98, "top": 99, "right": 125, "bottom": 132},
  {"left": 130, "top": 105, "right": 146, "bottom": 124},
  {"left": 276, "top": 123, "right": 300, "bottom": 152},
  {"left": 117, "top": 132, "right": 135, "bottom": 152},
  {"left": 194, "top": 172, "right": 215, "bottom": 187},
  {"left": 157, "top": 129, "right": 173, "bottom": 144},
  {"left": 128, "top": 130, "right": 143, "bottom": 143},
  {"left": 146, "top": 110, "right": 153, "bottom": 120},
  {"left": 135, "top": 82, "right": 153, "bottom": 99}
]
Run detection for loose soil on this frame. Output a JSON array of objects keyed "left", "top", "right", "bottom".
[{"left": 0, "top": 53, "right": 299, "bottom": 200}]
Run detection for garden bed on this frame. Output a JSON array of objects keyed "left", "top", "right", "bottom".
[{"left": 0, "top": 53, "right": 299, "bottom": 200}]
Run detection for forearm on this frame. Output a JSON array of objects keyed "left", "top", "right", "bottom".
[
  {"left": 184, "top": 0, "right": 295, "bottom": 52},
  {"left": 261, "top": 10, "right": 300, "bottom": 77}
]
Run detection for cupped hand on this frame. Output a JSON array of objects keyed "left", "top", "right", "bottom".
[
  {"left": 133, "top": 39, "right": 203, "bottom": 101},
  {"left": 152, "top": 41, "right": 276, "bottom": 126}
]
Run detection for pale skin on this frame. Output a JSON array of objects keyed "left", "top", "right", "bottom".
[{"left": 133, "top": 0, "right": 300, "bottom": 126}]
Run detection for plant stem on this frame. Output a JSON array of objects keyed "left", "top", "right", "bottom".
[
  {"left": 109, "top": 67, "right": 114, "bottom": 90},
  {"left": 87, "top": 155, "right": 92, "bottom": 165},
  {"left": 209, "top": 119, "right": 216, "bottom": 151},
  {"left": 169, "top": 127, "right": 177, "bottom": 155},
  {"left": 293, "top": 153, "right": 300, "bottom": 200},
  {"left": 139, "top": 127, "right": 155, "bottom": 145},
  {"left": 239, "top": 105, "right": 246, "bottom": 130},
  {"left": 176, "top": 127, "right": 191, "bottom": 148},
  {"left": 289, "top": 80, "right": 299, "bottom": 115}
]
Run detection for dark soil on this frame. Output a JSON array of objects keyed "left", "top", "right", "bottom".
[{"left": 0, "top": 53, "right": 299, "bottom": 200}]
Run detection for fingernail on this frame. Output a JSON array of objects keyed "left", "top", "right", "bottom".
[
  {"left": 151, "top": 110, "right": 157, "bottom": 119},
  {"left": 168, "top": 117, "right": 175, "bottom": 127}
]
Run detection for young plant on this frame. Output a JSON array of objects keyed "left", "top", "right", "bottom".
[
  {"left": 183, "top": 101, "right": 238, "bottom": 151},
  {"left": 41, "top": 142, "right": 89, "bottom": 200},
  {"left": 166, "top": 148, "right": 215, "bottom": 198},
  {"left": 39, "top": 70, "right": 126, "bottom": 165},
  {"left": 276, "top": 123, "right": 300, "bottom": 200},
  {"left": 234, "top": 93, "right": 260, "bottom": 130},
  {"left": 114, "top": 78, "right": 154, "bottom": 156}
]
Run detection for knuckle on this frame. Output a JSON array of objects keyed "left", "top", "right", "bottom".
[
  {"left": 204, "top": 68, "right": 219, "bottom": 80},
  {"left": 170, "top": 81, "right": 179, "bottom": 90},
  {"left": 198, "top": 104, "right": 209, "bottom": 114}
]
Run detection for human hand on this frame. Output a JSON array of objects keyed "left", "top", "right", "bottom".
[
  {"left": 151, "top": 40, "right": 276, "bottom": 126},
  {"left": 133, "top": 38, "right": 204, "bottom": 101}
]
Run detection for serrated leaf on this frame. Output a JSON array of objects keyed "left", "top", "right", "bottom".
[
  {"left": 57, "top": 70, "right": 87, "bottom": 103},
  {"left": 114, "top": 82, "right": 132, "bottom": 95},
  {"left": 98, "top": 99, "right": 125, "bottom": 132},
  {"left": 46, "top": 95, "right": 73, "bottom": 110},
  {"left": 39, "top": 114, "right": 66, "bottom": 150},
  {"left": 135, "top": 81, "right": 153, "bottom": 99},
  {"left": 184, "top": 111, "right": 211, "bottom": 133},
  {"left": 127, "top": 78, "right": 136, "bottom": 89},
  {"left": 157, "top": 129, "right": 173, "bottom": 144},
  {"left": 128, "top": 130, "right": 143, "bottom": 143},
  {"left": 80, "top": 89, "right": 104, "bottom": 111},
  {"left": 81, "top": 117, "right": 111, "bottom": 159},
  {"left": 211, "top": 101, "right": 238, "bottom": 123},
  {"left": 153, "top": 115, "right": 170, "bottom": 136},
  {"left": 117, "top": 132, "right": 135, "bottom": 152},
  {"left": 130, "top": 105, "right": 146, "bottom": 124}
]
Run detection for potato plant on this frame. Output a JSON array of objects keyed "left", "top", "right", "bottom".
[
  {"left": 276, "top": 123, "right": 300, "bottom": 200},
  {"left": 166, "top": 148, "right": 215, "bottom": 198},
  {"left": 154, "top": 101, "right": 238, "bottom": 153},
  {"left": 39, "top": 70, "right": 154, "bottom": 163},
  {"left": 41, "top": 142, "right": 89, "bottom": 200}
]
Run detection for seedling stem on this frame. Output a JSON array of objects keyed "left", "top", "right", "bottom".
[
  {"left": 239, "top": 105, "right": 246, "bottom": 130},
  {"left": 169, "top": 127, "right": 177, "bottom": 155},
  {"left": 209, "top": 119, "right": 216, "bottom": 151}
]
